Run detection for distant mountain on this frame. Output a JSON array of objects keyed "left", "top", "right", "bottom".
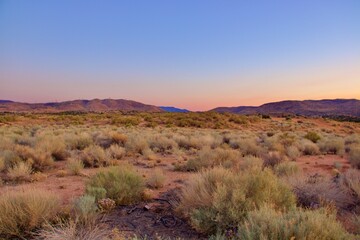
[
  {"left": 0, "top": 99, "right": 163, "bottom": 113},
  {"left": 159, "top": 106, "right": 190, "bottom": 113},
  {"left": 0, "top": 100, "right": 13, "bottom": 103},
  {"left": 211, "top": 99, "right": 360, "bottom": 117}
]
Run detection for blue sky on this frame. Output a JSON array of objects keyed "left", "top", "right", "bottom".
[{"left": 0, "top": 0, "right": 359, "bottom": 110}]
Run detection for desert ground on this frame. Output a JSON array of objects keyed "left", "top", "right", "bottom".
[{"left": 0, "top": 112, "right": 360, "bottom": 239}]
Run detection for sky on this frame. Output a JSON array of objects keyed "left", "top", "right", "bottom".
[{"left": 0, "top": 0, "right": 359, "bottom": 111}]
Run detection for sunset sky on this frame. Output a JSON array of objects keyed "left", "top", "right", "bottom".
[{"left": 0, "top": 1, "right": 359, "bottom": 111}]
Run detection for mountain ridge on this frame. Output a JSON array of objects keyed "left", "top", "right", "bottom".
[
  {"left": 0, "top": 98, "right": 163, "bottom": 113},
  {"left": 211, "top": 99, "right": 360, "bottom": 117}
]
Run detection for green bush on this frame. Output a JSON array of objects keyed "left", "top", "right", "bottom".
[
  {"left": 178, "top": 167, "right": 296, "bottom": 234},
  {"left": 73, "top": 195, "right": 98, "bottom": 225},
  {"left": 86, "top": 166, "right": 145, "bottom": 205},
  {"left": 236, "top": 206, "right": 351, "bottom": 240},
  {"left": 85, "top": 187, "right": 107, "bottom": 202}
]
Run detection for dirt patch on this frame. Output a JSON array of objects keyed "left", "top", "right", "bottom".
[{"left": 103, "top": 188, "right": 205, "bottom": 239}]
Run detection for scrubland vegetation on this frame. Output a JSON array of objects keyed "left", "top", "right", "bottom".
[{"left": 0, "top": 112, "right": 359, "bottom": 239}]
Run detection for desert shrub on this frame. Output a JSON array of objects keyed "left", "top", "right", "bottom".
[
  {"left": 318, "top": 137, "right": 345, "bottom": 155},
  {"left": 340, "top": 169, "right": 360, "bottom": 199},
  {"left": 236, "top": 206, "right": 351, "bottom": 240},
  {"left": 147, "top": 169, "right": 166, "bottom": 189},
  {"left": 142, "top": 148, "right": 156, "bottom": 160},
  {"left": 93, "top": 132, "right": 113, "bottom": 149},
  {"left": 300, "top": 140, "right": 320, "bottom": 155},
  {"left": 304, "top": 132, "right": 321, "bottom": 143},
  {"left": 85, "top": 187, "right": 107, "bottom": 202},
  {"left": 38, "top": 221, "right": 110, "bottom": 240},
  {"left": 288, "top": 175, "right": 352, "bottom": 209},
  {"left": 107, "top": 144, "right": 126, "bottom": 159},
  {"left": 174, "top": 135, "right": 202, "bottom": 150},
  {"left": 240, "top": 156, "right": 263, "bottom": 171},
  {"left": 349, "top": 145, "right": 360, "bottom": 169},
  {"left": 1, "top": 150, "right": 21, "bottom": 169},
  {"left": 178, "top": 167, "right": 296, "bottom": 234},
  {"left": 66, "top": 133, "right": 93, "bottom": 150},
  {"left": 110, "top": 132, "right": 128, "bottom": 146},
  {"left": 274, "top": 161, "right": 299, "bottom": 177},
  {"left": 263, "top": 151, "right": 287, "bottom": 167},
  {"left": 7, "top": 161, "right": 32, "bottom": 182},
  {"left": 185, "top": 147, "right": 240, "bottom": 171},
  {"left": 125, "top": 135, "right": 149, "bottom": 154},
  {"left": 230, "top": 138, "right": 263, "bottom": 157},
  {"left": 0, "top": 189, "right": 59, "bottom": 238},
  {"left": 81, "top": 145, "right": 109, "bottom": 168},
  {"left": 14, "top": 145, "right": 54, "bottom": 171},
  {"left": 86, "top": 166, "right": 145, "bottom": 205},
  {"left": 286, "top": 146, "right": 301, "bottom": 160},
  {"left": 72, "top": 195, "right": 98, "bottom": 225},
  {"left": 148, "top": 135, "right": 177, "bottom": 153},
  {"left": 67, "top": 158, "right": 84, "bottom": 175},
  {"left": 39, "top": 137, "right": 68, "bottom": 161}
]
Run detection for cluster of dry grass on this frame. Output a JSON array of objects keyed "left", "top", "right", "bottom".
[{"left": 0, "top": 115, "right": 359, "bottom": 239}]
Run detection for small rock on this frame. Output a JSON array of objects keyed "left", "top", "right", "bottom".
[{"left": 144, "top": 204, "right": 151, "bottom": 210}]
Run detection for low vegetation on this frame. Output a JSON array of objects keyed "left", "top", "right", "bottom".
[
  {"left": 0, "top": 189, "right": 60, "bottom": 238},
  {"left": 86, "top": 166, "right": 145, "bottom": 205}
]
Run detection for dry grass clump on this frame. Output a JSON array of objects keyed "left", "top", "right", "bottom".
[
  {"left": 174, "top": 135, "right": 202, "bottom": 150},
  {"left": 66, "top": 133, "right": 93, "bottom": 150},
  {"left": 349, "top": 145, "right": 360, "bottom": 169},
  {"left": 288, "top": 175, "right": 352, "bottom": 209},
  {"left": 86, "top": 166, "right": 145, "bottom": 205},
  {"left": 107, "top": 144, "right": 126, "bottom": 160},
  {"left": 185, "top": 147, "right": 240, "bottom": 171},
  {"left": 148, "top": 135, "right": 177, "bottom": 153},
  {"left": 14, "top": 145, "right": 54, "bottom": 171},
  {"left": 235, "top": 206, "right": 351, "bottom": 240},
  {"left": 274, "top": 161, "right": 300, "bottom": 177},
  {"left": 318, "top": 137, "right": 345, "bottom": 155},
  {"left": 0, "top": 189, "right": 60, "bottom": 238},
  {"left": 239, "top": 156, "right": 263, "bottom": 171},
  {"left": 67, "top": 158, "right": 84, "bottom": 175},
  {"left": 178, "top": 167, "right": 296, "bottom": 234},
  {"left": 125, "top": 135, "right": 149, "bottom": 154},
  {"left": 81, "top": 145, "right": 109, "bottom": 168},
  {"left": 230, "top": 138, "right": 264, "bottom": 157},
  {"left": 299, "top": 139, "right": 320, "bottom": 155},
  {"left": 110, "top": 131, "right": 128, "bottom": 146},
  {"left": 0, "top": 157, "right": 5, "bottom": 172},
  {"left": 263, "top": 151, "right": 287, "bottom": 167},
  {"left": 39, "top": 137, "right": 68, "bottom": 161},
  {"left": 286, "top": 145, "right": 301, "bottom": 160},
  {"left": 38, "top": 221, "right": 111, "bottom": 240},
  {"left": 340, "top": 169, "right": 360, "bottom": 200},
  {"left": 147, "top": 168, "right": 166, "bottom": 189},
  {"left": 7, "top": 161, "right": 32, "bottom": 182},
  {"left": 1, "top": 149, "right": 21, "bottom": 169},
  {"left": 304, "top": 131, "right": 321, "bottom": 143}
]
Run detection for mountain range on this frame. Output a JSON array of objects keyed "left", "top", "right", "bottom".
[
  {"left": 0, "top": 98, "right": 359, "bottom": 117},
  {"left": 211, "top": 99, "right": 360, "bottom": 117},
  {"left": 0, "top": 99, "right": 163, "bottom": 112}
]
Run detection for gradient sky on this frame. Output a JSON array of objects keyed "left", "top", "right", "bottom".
[{"left": 0, "top": 0, "right": 359, "bottom": 111}]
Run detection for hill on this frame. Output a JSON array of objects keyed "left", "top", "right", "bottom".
[
  {"left": 212, "top": 99, "right": 360, "bottom": 117},
  {"left": 0, "top": 99, "right": 163, "bottom": 113}
]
